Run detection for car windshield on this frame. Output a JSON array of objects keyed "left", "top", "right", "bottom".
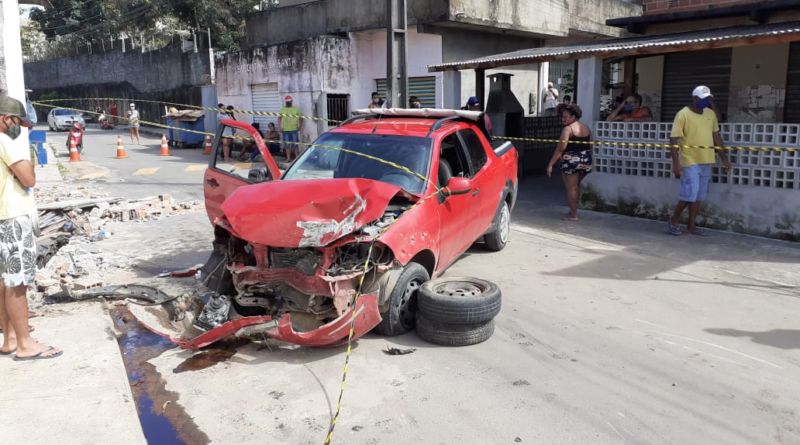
[
  {"left": 283, "top": 132, "right": 433, "bottom": 195},
  {"left": 54, "top": 109, "right": 75, "bottom": 116}
]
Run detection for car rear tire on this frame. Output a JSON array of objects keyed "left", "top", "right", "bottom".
[
  {"left": 416, "top": 313, "right": 494, "bottom": 347},
  {"left": 417, "top": 277, "right": 501, "bottom": 325},
  {"left": 484, "top": 201, "right": 510, "bottom": 252},
  {"left": 374, "top": 262, "right": 429, "bottom": 336}
]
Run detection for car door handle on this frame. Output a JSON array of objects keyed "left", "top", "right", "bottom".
[
  {"left": 206, "top": 178, "right": 220, "bottom": 188},
  {"left": 471, "top": 188, "right": 481, "bottom": 197}
]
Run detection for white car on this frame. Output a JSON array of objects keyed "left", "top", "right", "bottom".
[{"left": 47, "top": 108, "right": 85, "bottom": 131}]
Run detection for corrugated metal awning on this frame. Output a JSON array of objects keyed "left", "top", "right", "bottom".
[{"left": 428, "top": 22, "right": 800, "bottom": 72}]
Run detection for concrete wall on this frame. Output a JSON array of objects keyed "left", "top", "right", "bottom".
[
  {"left": 583, "top": 173, "right": 800, "bottom": 241},
  {"left": 246, "top": 0, "right": 639, "bottom": 47},
  {"left": 216, "top": 36, "right": 352, "bottom": 144},
  {"left": 727, "top": 44, "right": 789, "bottom": 123},
  {"left": 630, "top": 44, "right": 792, "bottom": 124},
  {"left": 635, "top": 55, "right": 664, "bottom": 121},
  {"left": 350, "top": 29, "right": 444, "bottom": 109},
  {"left": 25, "top": 41, "right": 212, "bottom": 95},
  {"left": 23, "top": 40, "right": 213, "bottom": 125},
  {"left": 433, "top": 26, "right": 542, "bottom": 112}
]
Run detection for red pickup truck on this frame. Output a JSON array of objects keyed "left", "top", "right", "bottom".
[{"left": 131, "top": 109, "right": 518, "bottom": 348}]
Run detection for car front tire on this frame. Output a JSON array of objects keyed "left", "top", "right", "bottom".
[{"left": 374, "top": 262, "right": 430, "bottom": 336}]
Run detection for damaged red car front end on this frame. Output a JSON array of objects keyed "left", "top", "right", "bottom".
[
  {"left": 131, "top": 177, "right": 413, "bottom": 349},
  {"left": 131, "top": 112, "right": 518, "bottom": 349}
]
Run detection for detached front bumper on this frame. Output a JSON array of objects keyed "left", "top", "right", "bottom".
[{"left": 129, "top": 293, "right": 381, "bottom": 350}]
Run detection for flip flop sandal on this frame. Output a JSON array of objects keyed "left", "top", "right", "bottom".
[
  {"left": 0, "top": 348, "right": 16, "bottom": 356},
  {"left": 13, "top": 346, "right": 63, "bottom": 361}
]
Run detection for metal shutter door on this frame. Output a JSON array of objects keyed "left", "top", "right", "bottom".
[
  {"left": 251, "top": 83, "right": 281, "bottom": 127},
  {"left": 785, "top": 42, "right": 800, "bottom": 123},
  {"left": 376, "top": 76, "right": 436, "bottom": 107},
  {"left": 661, "top": 49, "right": 732, "bottom": 121}
]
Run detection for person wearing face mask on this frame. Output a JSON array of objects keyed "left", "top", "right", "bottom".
[
  {"left": 667, "top": 86, "right": 732, "bottom": 237},
  {"left": 409, "top": 96, "right": 422, "bottom": 109},
  {"left": 278, "top": 95, "right": 303, "bottom": 162},
  {"left": 368, "top": 92, "right": 385, "bottom": 109},
  {"left": 607, "top": 93, "right": 652, "bottom": 122},
  {"left": 0, "top": 95, "right": 62, "bottom": 361}
]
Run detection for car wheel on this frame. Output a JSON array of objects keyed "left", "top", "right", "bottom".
[
  {"left": 374, "top": 262, "right": 429, "bottom": 336},
  {"left": 416, "top": 313, "right": 495, "bottom": 347},
  {"left": 484, "top": 201, "right": 510, "bottom": 251},
  {"left": 417, "top": 277, "right": 501, "bottom": 325}
]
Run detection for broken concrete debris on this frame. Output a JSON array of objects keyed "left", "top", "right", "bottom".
[{"left": 33, "top": 188, "right": 202, "bottom": 303}]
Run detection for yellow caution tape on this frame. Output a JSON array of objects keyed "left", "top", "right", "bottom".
[
  {"left": 494, "top": 135, "right": 798, "bottom": 153},
  {"left": 34, "top": 97, "right": 341, "bottom": 124},
  {"left": 36, "top": 97, "right": 799, "bottom": 153}
]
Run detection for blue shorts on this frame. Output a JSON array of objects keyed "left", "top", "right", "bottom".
[
  {"left": 679, "top": 164, "right": 712, "bottom": 203},
  {"left": 283, "top": 131, "right": 299, "bottom": 150}
]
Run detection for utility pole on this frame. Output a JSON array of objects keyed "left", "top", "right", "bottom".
[{"left": 386, "top": 0, "right": 408, "bottom": 108}]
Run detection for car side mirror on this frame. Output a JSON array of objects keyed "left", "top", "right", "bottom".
[{"left": 443, "top": 176, "right": 471, "bottom": 197}]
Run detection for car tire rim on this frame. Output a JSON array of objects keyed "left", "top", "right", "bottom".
[
  {"left": 499, "top": 204, "right": 510, "bottom": 244},
  {"left": 398, "top": 279, "right": 420, "bottom": 328},
  {"left": 432, "top": 281, "right": 484, "bottom": 298}
]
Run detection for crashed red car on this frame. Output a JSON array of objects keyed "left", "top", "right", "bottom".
[{"left": 131, "top": 109, "right": 518, "bottom": 349}]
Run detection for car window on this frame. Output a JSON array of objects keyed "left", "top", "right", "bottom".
[
  {"left": 458, "top": 129, "right": 488, "bottom": 176},
  {"left": 54, "top": 109, "right": 74, "bottom": 116},
  {"left": 213, "top": 125, "right": 273, "bottom": 183},
  {"left": 440, "top": 132, "right": 470, "bottom": 179},
  {"left": 284, "top": 132, "right": 432, "bottom": 194}
]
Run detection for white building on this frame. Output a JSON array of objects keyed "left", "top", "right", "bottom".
[{"left": 215, "top": 0, "right": 642, "bottom": 145}]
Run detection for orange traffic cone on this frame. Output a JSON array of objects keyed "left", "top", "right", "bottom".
[
  {"left": 203, "top": 135, "right": 213, "bottom": 155},
  {"left": 160, "top": 135, "right": 170, "bottom": 156},
  {"left": 68, "top": 137, "right": 80, "bottom": 163},
  {"left": 115, "top": 136, "right": 128, "bottom": 159}
]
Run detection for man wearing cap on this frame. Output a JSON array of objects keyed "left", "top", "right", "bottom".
[
  {"left": 466, "top": 96, "right": 493, "bottom": 135},
  {"left": 0, "top": 95, "right": 62, "bottom": 360},
  {"left": 667, "top": 86, "right": 732, "bottom": 236},
  {"left": 278, "top": 95, "right": 302, "bottom": 162}
]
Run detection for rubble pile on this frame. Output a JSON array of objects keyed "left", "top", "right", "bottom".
[{"left": 33, "top": 192, "right": 202, "bottom": 303}]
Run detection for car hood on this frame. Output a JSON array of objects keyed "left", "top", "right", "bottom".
[{"left": 221, "top": 178, "right": 405, "bottom": 248}]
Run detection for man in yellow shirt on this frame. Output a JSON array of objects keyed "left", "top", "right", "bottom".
[
  {"left": 0, "top": 95, "right": 62, "bottom": 360},
  {"left": 278, "top": 95, "right": 303, "bottom": 162},
  {"left": 667, "top": 86, "right": 731, "bottom": 237}
]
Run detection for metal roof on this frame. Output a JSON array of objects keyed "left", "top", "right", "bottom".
[{"left": 428, "top": 22, "right": 800, "bottom": 72}]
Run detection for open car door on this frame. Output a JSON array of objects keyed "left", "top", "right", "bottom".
[{"left": 204, "top": 118, "right": 283, "bottom": 224}]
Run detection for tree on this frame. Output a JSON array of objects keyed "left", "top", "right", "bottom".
[{"left": 29, "top": 0, "right": 264, "bottom": 52}]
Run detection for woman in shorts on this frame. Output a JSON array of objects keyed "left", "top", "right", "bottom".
[{"left": 546, "top": 104, "right": 593, "bottom": 221}]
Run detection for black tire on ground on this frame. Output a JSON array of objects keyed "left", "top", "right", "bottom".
[
  {"left": 415, "top": 313, "right": 495, "bottom": 347},
  {"left": 374, "top": 262, "right": 430, "bottom": 336},
  {"left": 417, "top": 277, "right": 501, "bottom": 325},
  {"left": 484, "top": 201, "right": 510, "bottom": 252}
]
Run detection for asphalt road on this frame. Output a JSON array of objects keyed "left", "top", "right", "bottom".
[{"left": 43, "top": 125, "right": 211, "bottom": 202}]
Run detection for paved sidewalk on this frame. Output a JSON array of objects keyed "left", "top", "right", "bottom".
[{"left": 0, "top": 304, "right": 146, "bottom": 445}]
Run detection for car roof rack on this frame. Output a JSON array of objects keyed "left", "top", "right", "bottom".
[{"left": 338, "top": 114, "right": 381, "bottom": 126}]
